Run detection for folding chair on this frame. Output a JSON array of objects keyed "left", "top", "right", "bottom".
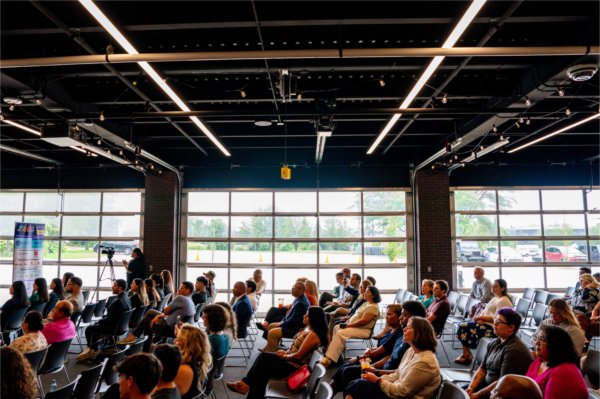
[
  {"left": 73, "top": 303, "right": 96, "bottom": 352},
  {"left": 93, "top": 309, "right": 133, "bottom": 352},
  {"left": 25, "top": 347, "right": 48, "bottom": 393},
  {"left": 1, "top": 306, "right": 28, "bottom": 342},
  {"left": 447, "top": 291, "right": 460, "bottom": 313},
  {"left": 436, "top": 381, "right": 469, "bottom": 399},
  {"left": 96, "top": 347, "right": 127, "bottom": 394},
  {"left": 28, "top": 302, "right": 47, "bottom": 314},
  {"left": 264, "top": 362, "right": 326, "bottom": 399},
  {"left": 91, "top": 299, "right": 107, "bottom": 323},
  {"left": 38, "top": 338, "right": 73, "bottom": 396},
  {"left": 441, "top": 338, "right": 492, "bottom": 383},
  {"left": 72, "top": 358, "right": 107, "bottom": 399},
  {"left": 129, "top": 305, "right": 148, "bottom": 328},
  {"left": 44, "top": 376, "right": 80, "bottom": 399},
  {"left": 313, "top": 381, "right": 334, "bottom": 399},
  {"left": 582, "top": 350, "right": 599, "bottom": 390}
]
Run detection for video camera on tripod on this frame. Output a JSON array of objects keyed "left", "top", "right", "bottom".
[{"left": 98, "top": 245, "right": 115, "bottom": 258}]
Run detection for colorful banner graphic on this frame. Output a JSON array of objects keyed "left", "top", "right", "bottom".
[{"left": 13, "top": 223, "right": 44, "bottom": 297}]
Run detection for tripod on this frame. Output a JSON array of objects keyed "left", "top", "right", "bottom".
[{"left": 93, "top": 252, "right": 116, "bottom": 302}]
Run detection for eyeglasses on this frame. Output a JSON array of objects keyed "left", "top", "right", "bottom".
[
  {"left": 493, "top": 318, "right": 509, "bottom": 325},
  {"left": 536, "top": 336, "right": 548, "bottom": 343}
]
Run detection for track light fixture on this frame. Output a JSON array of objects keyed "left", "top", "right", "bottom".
[
  {"left": 441, "top": 94, "right": 448, "bottom": 104},
  {"left": 449, "top": 137, "right": 510, "bottom": 170}
]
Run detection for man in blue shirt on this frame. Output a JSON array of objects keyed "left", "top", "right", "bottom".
[
  {"left": 232, "top": 281, "right": 253, "bottom": 338},
  {"left": 260, "top": 281, "right": 309, "bottom": 352}
]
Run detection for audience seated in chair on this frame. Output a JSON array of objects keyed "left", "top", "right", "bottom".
[
  {"left": 231, "top": 281, "right": 253, "bottom": 338},
  {"left": 324, "top": 273, "right": 360, "bottom": 313},
  {"left": 531, "top": 298, "right": 586, "bottom": 355},
  {"left": 319, "top": 271, "right": 347, "bottom": 308},
  {"left": 328, "top": 279, "right": 371, "bottom": 338},
  {"left": 173, "top": 324, "right": 212, "bottom": 399},
  {"left": 490, "top": 375, "right": 542, "bottom": 399},
  {"left": 9, "top": 310, "right": 48, "bottom": 354},
  {"left": 1, "top": 280, "right": 30, "bottom": 332},
  {"left": 470, "top": 266, "right": 493, "bottom": 304},
  {"left": 191, "top": 276, "right": 208, "bottom": 306},
  {"left": 465, "top": 307, "right": 533, "bottom": 399},
  {"left": 426, "top": 280, "right": 451, "bottom": 336},
  {"left": 245, "top": 280, "right": 258, "bottom": 312},
  {"left": 202, "top": 304, "right": 231, "bottom": 359},
  {"left": 416, "top": 279, "right": 435, "bottom": 309},
  {"left": 41, "top": 300, "right": 77, "bottom": 345},
  {"left": 79, "top": 279, "right": 132, "bottom": 361},
  {"left": 249, "top": 268, "right": 267, "bottom": 299},
  {"left": 259, "top": 281, "right": 310, "bottom": 352},
  {"left": 343, "top": 316, "right": 441, "bottom": 399},
  {"left": 129, "top": 278, "right": 150, "bottom": 309},
  {"left": 65, "top": 276, "right": 85, "bottom": 314},
  {"left": 321, "top": 285, "right": 381, "bottom": 367},
  {"left": 152, "top": 344, "right": 183, "bottom": 399},
  {"left": 1, "top": 346, "right": 38, "bottom": 399},
  {"left": 116, "top": 352, "right": 162, "bottom": 399},
  {"left": 226, "top": 306, "right": 329, "bottom": 399},
  {"left": 29, "top": 277, "right": 49, "bottom": 307},
  {"left": 118, "top": 281, "right": 195, "bottom": 346}
]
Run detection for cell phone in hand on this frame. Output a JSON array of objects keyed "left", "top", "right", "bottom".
[{"left": 340, "top": 323, "right": 347, "bottom": 329}]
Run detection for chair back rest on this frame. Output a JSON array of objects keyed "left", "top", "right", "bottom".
[
  {"left": 302, "top": 363, "right": 326, "bottom": 399},
  {"left": 522, "top": 287, "right": 535, "bottom": 301},
  {"left": 157, "top": 294, "right": 171, "bottom": 312},
  {"left": 544, "top": 293, "right": 562, "bottom": 305},
  {"left": 113, "top": 310, "right": 134, "bottom": 335},
  {"left": 3, "top": 306, "right": 28, "bottom": 330},
  {"left": 463, "top": 297, "right": 480, "bottom": 318},
  {"left": 515, "top": 298, "right": 531, "bottom": 319},
  {"left": 28, "top": 302, "right": 47, "bottom": 314},
  {"left": 308, "top": 350, "right": 322, "bottom": 370},
  {"left": 24, "top": 347, "right": 48, "bottom": 374},
  {"left": 532, "top": 290, "right": 548, "bottom": 305},
  {"left": 123, "top": 336, "right": 148, "bottom": 357},
  {"left": 93, "top": 299, "right": 107, "bottom": 318},
  {"left": 82, "top": 290, "right": 91, "bottom": 305},
  {"left": 194, "top": 302, "right": 205, "bottom": 323},
  {"left": 80, "top": 303, "right": 96, "bottom": 324},
  {"left": 472, "top": 338, "right": 492, "bottom": 371},
  {"left": 565, "top": 286, "right": 576, "bottom": 297},
  {"left": 73, "top": 358, "right": 107, "bottom": 399},
  {"left": 583, "top": 350, "right": 600, "bottom": 389},
  {"left": 105, "top": 296, "right": 118, "bottom": 312},
  {"left": 100, "top": 348, "right": 127, "bottom": 386},
  {"left": 313, "top": 381, "right": 334, "bottom": 399},
  {"left": 44, "top": 375, "right": 80, "bottom": 399},
  {"left": 394, "top": 288, "right": 405, "bottom": 304},
  {"left": 531, "top": 303, "right": 547, "bottom": 326},
  {"left": 40, "top": 339, "right": 73, "bottom": 374},
  {"left": 401, "top": 291, "right": 412, "bottom": 303},
  {"left": 70, "top": 311, "right": 82, "bottom": 325},
  {"left": 447, "top": 291, "right": 460, "bottom": 312},
  {"left": 455, "top": 295, "right": 469, "bottom": 316},
  {"left": 410, "top": 294, "right": 419, "bottom": 301},
  {"left": 436, "top": 381, "right": 469, "bottom": 399},
  {"left": 129, "top": 305, "right": 148, "bottom": 326},
  {"left": 44, "top": 297, "right": 59, "bottom": 318}
]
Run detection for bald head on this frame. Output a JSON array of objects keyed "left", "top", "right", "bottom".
[
  {"left": 54, "top": 300, "right": 73, "bottom": 320},
  {"left": 233, "top": 281, "right": 247, "bottom": 297},
  {"left": 491, "top": 375, "right": 542, "bottom": 399},
  {"left": 292, "top": 281, "right": 306, "bottom": 297}
]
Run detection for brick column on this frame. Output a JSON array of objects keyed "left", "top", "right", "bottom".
[
  {"left": 143, "top": 171, "right": 179, "bottom": 279},
  {"left": 414, "top": 170, "right": 453, "bottom": 289}
]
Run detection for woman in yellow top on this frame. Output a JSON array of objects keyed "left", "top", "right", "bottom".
[{"left": 321, "top": 286, "right": 381, "bottom": 367}]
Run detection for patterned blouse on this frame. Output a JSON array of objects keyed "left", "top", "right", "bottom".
[
  {"left": 379, "top": 348, "right": 441, "bottom": 399},
  {"left": 9, "top": 331, "right": 48, "bottom": 354}
]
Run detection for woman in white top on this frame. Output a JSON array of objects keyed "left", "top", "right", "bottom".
[
  {"left": 455, "top": 278, "right": 513, "bottom": 365},
  {"left": 321, "top": 286, "right": 381, "bottom": 367},
  {"left": 9, "top": 310, "right": 48, "bottom": 354},
  {"left": 344, "top": 316, "right": 441, "bottom": 399}
]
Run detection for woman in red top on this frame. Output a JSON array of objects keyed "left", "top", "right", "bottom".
[{"left": 526, "top": 325, "right": 588, "bottom": 399}]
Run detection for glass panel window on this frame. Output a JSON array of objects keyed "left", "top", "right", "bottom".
[
  {"left": 502, "top": 267, "right": 545, "bottom": 289},
  {"left": 23, "top": 215, "right": 61, "bottom": 236},
  {"left": 364, "top": 268, "right": 407, "bottom": 290},
  {"left": 188, "top": 216, "right": 229, "bottom": 238},
  {"left": 0, "top": 215, "right": 22, "bottom": 236},
  {"left": 274, "top": 269, "right": 317, "bottom": 291},
  {"left": 275, "top": 217, "right": 317, "bottom": 238},
  {"left": 63, "top": 193, "right": 101, "bottom": 212},
  {"left": 62, "top": 216, "right": 100, "bottom": 237},
  {"left": 499, "top": 214, "right": 541, "bottom": 236},
  {"left": 275, "top": 192, "right": 316, "bottom": 213},
  {"left": 101, "top": 215, "right": 140, "bottom": 237},
  {"left": 61, "top": 240, "right": 99, "bottom": 261},
  {"left": 187, "top": 242, "right": 228, "bottom": 263},
  {"left": 454, "top": 190, "right": 496, "bottom": 211},
  {"left": 231, "top": 217, "right": 272, "bottom": 238},
  {"left": 188, "top": 192, "right": 229, "bottom": 213},
  {"left": 0, "top": 192, "right": 23, "bottom": 212},
  {"left": 547, "top": 266, "right": 581, "bottom": 289},
  {"left": 363, "top": 191, "right": 406, "bottom": 212},
  {"left": 498, "top": 190, "right": 540, "bottom": 211},
  {"left": 229, "top": 268, "right": 272, "bottom": 292},
  {"left": 230, "top": 242, "right": 272, "bottom": 264},
  {"left": 545, "top": 240, "right": 588, "bottom": 262},
  {"left": 499, "top": 241, "right": 543, "bottom": 262},
  {"left": 541, "top": 190, "right": 583, "bottom": 210},
  {"left": 318, "top": 268, "right": 342, "bottom": 291},
  {"left": 455, "top": 215, "right": 497, "bottom": 236},
  {"left": 0, "top": 240, "right": 14, "bottom": 260},
  {"left": 44, "top": 240, "right": 59, "bottom": 261},
  {"left": 587, "top": 190, "right": 600, "bottom": 212},
  {"left": 231, "top": 192, "right": 272, "bottom": 213},
  {"left": 457, "top": 240, "right": 495, "bottom": 263},
  {"left": 543, "top": 214, "right": 586, "bottom": 235},
  {"left": 102, "top": 192, "right": 142, "bottom": 212},
  {"left": 96, "top": 240, "right": 138, "bottom": 256},
  {"left": 25, "top": 192, "right": 60, "bottom": 212},
  {"left": 587, "top": 214, "right": 600, "bottom": 238},
  {"left": 319, "top": 242, "right": 361, "bottom": 264},
  {"left": 457, "top": 266, "right": 500, "bottom": 289},
  {"left": 364, "top": 216, "right": 406, "bottom": 237},
  {"left": 319, "top": 216, "right": 361, "bottom": 238},
  {"left": 364, "top": 242, "right": 407, "bottom": 264},
  {"left": 589, "top": 240, "right": 600, "bottom": 263},
  {"left": 319, "top": 192, "right": 361, "bottom": 213},
  {"left": 275, "top": 242, "right": 317, "bottom": 264}
]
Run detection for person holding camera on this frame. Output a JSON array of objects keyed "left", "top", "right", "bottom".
[{"left": 122, "top": 248, "right": 146, "bottom": 288}]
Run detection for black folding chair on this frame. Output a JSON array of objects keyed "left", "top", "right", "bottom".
[
  {"left": 94, "top": 309, "right": 133, "bottom": 351},
  {"left": 72, "top": 358, "right": 107, "bottom": 399},
  {"left": 44, "top": 297, "right": 59, "bottom": 318},
  {"left": 1, "top": 306, "right": 28, "bottom": 342},
  {"left": 129, "top": 305, "right": 148, "bottom": 328},
  {"left": 91, "top": 299, "right": 107, "bottom": 322},
  {"left": 44, "top": 376, "right": 80, "bottom": 399},
  {"left": 96, "top": 347, "right": 127, "bottom": 393},
  {"left": 38, "top": 339, "right": 73, "bottom": 396},
  {"left": 28, "top": 302, "right": 47, "bottom": 314},
  {"left": 82, "top": 290, "right": 91, "bottom": 305},
  {"left": 436, "top": 381, "right": 469, "bottom": 399},
  {"left": 73, "top": 303, "right": 96, "bottom": 352},
  {"left": 156, "top": 293, "right": 171, "bottom": 312},
  {"left": 104, "top": 296, "right": 118, "bottom": 314},
  {"left": 25, "top": 346, "right": 48, "bottom": 375},
  {"left": 120, "top": 335, "right": 148, "bottom": 356}
]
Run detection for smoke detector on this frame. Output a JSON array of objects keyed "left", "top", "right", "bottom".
[{"left": 566, "top": 64, "right": 598, "bottom": 82}]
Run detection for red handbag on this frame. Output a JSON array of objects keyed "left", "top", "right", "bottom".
[{"left": 287, "top": 364, "right": 311, "bottom": 392}]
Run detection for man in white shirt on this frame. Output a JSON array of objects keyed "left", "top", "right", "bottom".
[
  {"left": 250, "top": 269, "right": 267, "bottom": 298},
  {"left": 470, "top": 266, "right": 493, "bottom": 303}
]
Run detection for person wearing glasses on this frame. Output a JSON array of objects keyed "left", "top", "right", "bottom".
[
  {"left": 465, "top": 307, "right": 533, "bottom": 399},
  {"left": 525, "top": 325, "right": 587, "bottom": 399}
]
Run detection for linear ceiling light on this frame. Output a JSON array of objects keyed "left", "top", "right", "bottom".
[
  {"left": 78, "top": 0, "right": 231, "bottom": 157},
  {"left": 507, "top": 113, "right": 600, "bottom": 154},
  {"left": 449, "top": 138, "right": 509, "bottom": 170},
  {"left": 367, "top": 0, "right": 487, "bottom": 155},
  {"left": 0, "top": 144, "right": 61, "bottom": 164},
  {"left": 1, "top": 119, "right": 42, "bottom": 136},
  {"left": 315, "top": 129, "right": 332, "bottom": 163},
  {"left": 417, "top": 137, "right": 463, "bottom": 169}
]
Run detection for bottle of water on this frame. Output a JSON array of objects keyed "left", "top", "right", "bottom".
[{"left": 49, "top": 380, "right": 57, "bottom": 392}]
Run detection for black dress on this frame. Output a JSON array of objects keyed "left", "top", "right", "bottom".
[{"left": 126, "top": 257, "right": 146, "bottom": 287}]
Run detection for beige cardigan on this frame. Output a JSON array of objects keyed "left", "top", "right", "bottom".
[{"left": 379, "top": 348, "right": 441, "bottom": 399}]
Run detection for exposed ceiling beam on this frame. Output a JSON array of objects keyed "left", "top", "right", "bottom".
[{"left": 0, "top": 144, "right": 62, "bottom": 164}]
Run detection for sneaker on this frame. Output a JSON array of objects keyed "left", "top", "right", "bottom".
[
  {"left": 116, "top": 335, "right": 137, "bottom": 345},
  {"left": 77, "top": 348, "right": 98, "bottom": 361}
]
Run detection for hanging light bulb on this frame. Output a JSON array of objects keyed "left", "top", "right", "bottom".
[
  {"left": 454, "top": 154, "right": 458, "bottom": 160},
  {"left": 557, "top": 88, "right": 565, "bottom": 97},
  {"left": 240, "top": 89, "right": 247, "bottom": 98},
  {"left": 9, "top": 104, "right": 15, "bottom": 111},
  {"left": 99, "top": 111, "right": 105, "bottom": 121},
  {"left": 107, "top": 149, "right": 111, "bottom": 155},
  {"left": 378, "top": 78, "right": 385, "bottom": 87},
  {"left": 492, "top": 124, "right": 497, "bottom": 133},
  {"left": 96, "top": 138, "right": 102, "bottom": 145},
  {"left": 35, "top": 98, "right": 42, "bottom": 105},
  {"left": 518, "top": 116, "right": 524, "bottom": 124},
  {"left": 158, "top": 169, "right": 163, "bottom": 174},
  {"left": 525, "top": 97, "right": 531, "bottom": 107},
  {"left": 526, "top": 118, "right": 531, "bottom": 125},
  {"left": 296, "top": 92, "right": 302, "bottom": 102},
  {"left": 441, "top": 94, "right": 448, "bottom": 104},
  {"left": 565, "top": 107, "right": 571, "bottom": 116},
  {"left": 149, "top": 163, "right": 155, "bottom": 170},
  {"left": 119, "top": 149, "right": 124, "bottom": 156}
]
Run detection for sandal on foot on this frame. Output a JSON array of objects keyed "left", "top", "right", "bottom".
[{"left": 453, "top": 355, "right": 473, "bottom": 365}]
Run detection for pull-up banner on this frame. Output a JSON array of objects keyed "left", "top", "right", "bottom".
[{"left": 13, "top": 222, "right": 44, "bottom": 296}]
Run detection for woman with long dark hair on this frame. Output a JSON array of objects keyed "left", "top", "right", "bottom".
[
  {"left": 526, "top": 325, "right": 587, "bottom": 399},
  {"left": 29, "top": 278, "right": 49, "bottom": 306},
  {"left": 227, "top": 306, "right": 329, "bottom": 398},
  {"left": 44, "top": 278, "right": 64, "bottom": 317},
  {"left": 129, "top": 278, "right": 150, "bottom": 308},
  {"left": 161, "top": 269, "right": 175, "bottom": 298},
  {"left": 144, "top": 278, "right": 161, "bottom": 309},
  {"left": 150, "top": 273, "right": 165, "bottom": 298},
  {"left": 1, "top": 347, "right": 38, "bottom": 399},
  {"left": 1, "top": 281, "right": 30, "bottom": 330},
  {"left": 122, "top": 248, "right": 146, "bottom": 288}
]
